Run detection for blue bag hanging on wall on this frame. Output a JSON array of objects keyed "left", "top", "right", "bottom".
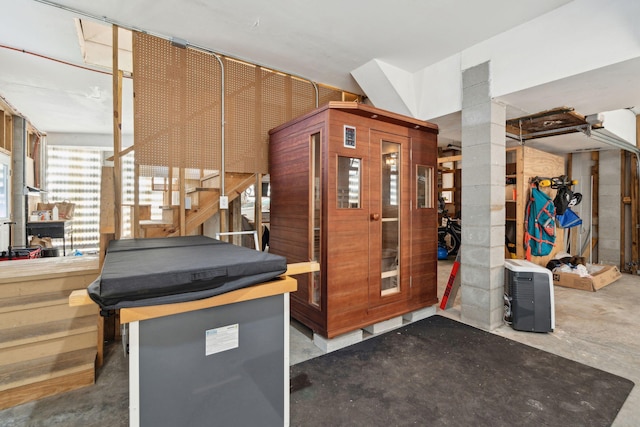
[
  {"left": 524, "top": 183, "right": 556, "bottom": 260},
  {"left": 557, "top": 207, "right": 582, "bottom": 228}
]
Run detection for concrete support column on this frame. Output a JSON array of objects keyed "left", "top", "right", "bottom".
[
  {"left": 598, "top": 150, "right": 622, "bottom": 265},
  {"left": 10, "top": 115, "right": 27, "bottom": 248},
  {"left": 459, "top": 61, "right": 506, "bottom": 330}
]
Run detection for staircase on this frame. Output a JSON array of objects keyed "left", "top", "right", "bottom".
[
  {"left": 0, "top": 256, "right": 100, "bottom": 410},
  {"left": 139, "top": 172, "right": 256, "bottom": 238}
]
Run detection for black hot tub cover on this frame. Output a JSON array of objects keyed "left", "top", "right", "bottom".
[{"left": 87, "top": 236, "right": 287, "bottom": 310}]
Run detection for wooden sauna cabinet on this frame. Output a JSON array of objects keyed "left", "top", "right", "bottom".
[{"left": 269, "top": 102, "right": 439, "bottom": 339}]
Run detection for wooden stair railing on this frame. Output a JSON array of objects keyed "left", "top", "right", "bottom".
[
  {"left": 182, "top": 173, "right": 256, "bottom": 235},
  {"left": 139, "top": 172, "right": 257, "bottom": 239}
]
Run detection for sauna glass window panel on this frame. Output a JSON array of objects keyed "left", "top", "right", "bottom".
[
  {"left": 381, "top": 220, "right": 399, "bottom": 293},
  {"left": 381, "top": 141, "right": 400, "bottom": 295},
  {"left": 417, "top": 165, "right": 434, "bottom": 209},
  {"left": 337, "top": 156, "right": 361, "bottom": 209},
  {"left": 310, "top": 133, "right": 321, "bottom": 307}
]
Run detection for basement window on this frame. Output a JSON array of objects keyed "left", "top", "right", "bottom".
[{"left": 46, "top": 146, "right": 164, "bottom": 253}]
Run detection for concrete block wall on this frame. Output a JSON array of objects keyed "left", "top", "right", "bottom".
[
  {"left": 459, "top": 61, "right": 506, "bottom": 331},
  {"left": 599, "top": 151, "right": 621, "bottom": 265}
]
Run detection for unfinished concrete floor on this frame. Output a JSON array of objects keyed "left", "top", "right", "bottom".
[
  {"left": 0, "top": 260, "right": 637, "bottom": 426},
  {"left": 436, "top": 259, "right": 639, "bottom": 427}
]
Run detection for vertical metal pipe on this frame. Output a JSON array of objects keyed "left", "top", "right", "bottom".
[{"left": 210, "top": 53, "right": 225, "bottom": 198}]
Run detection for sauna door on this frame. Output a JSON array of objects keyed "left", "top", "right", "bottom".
[{"left": 368, "top": 131, "right": 410, "bottom": 308}]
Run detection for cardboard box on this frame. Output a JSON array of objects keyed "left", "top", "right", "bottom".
[{"left": 553, "top": 264, "right": 622, "bottom": 291}]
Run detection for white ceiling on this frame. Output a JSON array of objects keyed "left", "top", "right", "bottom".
[{"left": 0, "top": 0, "right": 638, "bottom": 152}]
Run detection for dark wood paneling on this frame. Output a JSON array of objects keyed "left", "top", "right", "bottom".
[{"left": 269, "top": 103, "right": 438, "bottom": 338}]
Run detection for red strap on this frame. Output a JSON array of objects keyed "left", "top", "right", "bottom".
[{"left": 440, "top": 252, "right": 461, "bottom": 310}]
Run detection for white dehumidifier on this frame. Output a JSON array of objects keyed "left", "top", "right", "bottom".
[{"left": 504, "top": 259, "right": 555, "bottom": 332}]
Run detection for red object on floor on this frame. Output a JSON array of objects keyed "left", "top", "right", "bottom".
[{"left": 440, "top": 251, "right": 461, "bottom": 310}]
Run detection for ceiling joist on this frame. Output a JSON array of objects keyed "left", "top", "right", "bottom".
[{"left": 505, "top": 106, "right": 603, "bottom": 142}]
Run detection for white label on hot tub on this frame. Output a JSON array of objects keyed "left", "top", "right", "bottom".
[{"left": 205, "top": 324, "right": 239, "bottom": 356}]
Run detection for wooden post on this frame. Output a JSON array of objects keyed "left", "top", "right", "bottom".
[
  {"left": 591, "top": 151, "right": 599, "bottom": 262},
  {"left": 167, "top": 168, "right": 173, "bottom": 206},
  {"left": 632, "top": 153, "right": 639, "bottom": 271},
  {"left": 179, "top": 167, "right": 186, "bottom": 236},
  {"left": 631, "top": 114, "right": 640, "bottom": 271},
  {"left": 133, "top": 163, "right": 140, "bottom": 238},
  {"left": 99, "top": 166, "right": 116, "bottom": 266},
  {"left": 96, "top": 24, "right": 123, "bottom": 368},
  {"left": 112, "top": 25, "right": 123, "bottom": 240},
  {"left": 515, "top": 146, "right": 525, "bottom": 259},
  {"left": 256, "top": 173, "right": 263, "bottom": 250},
  {"left": 621, "top": 151, "right": 627, "bottom": 269},
  {"left": 220, "top": 209, "right": 228, "bottom": 242},
  {"left": 232, "top": 196, "right": 242, "bottom": 246},
  {"left": 618, "top": 150, "right": 628, "bottom": 271},
  {"left": 567, "top": 154, "right": 578, "bottom": 253},
  {"left": 97, "top": 165, "right": 116, "bottom": 368}
]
